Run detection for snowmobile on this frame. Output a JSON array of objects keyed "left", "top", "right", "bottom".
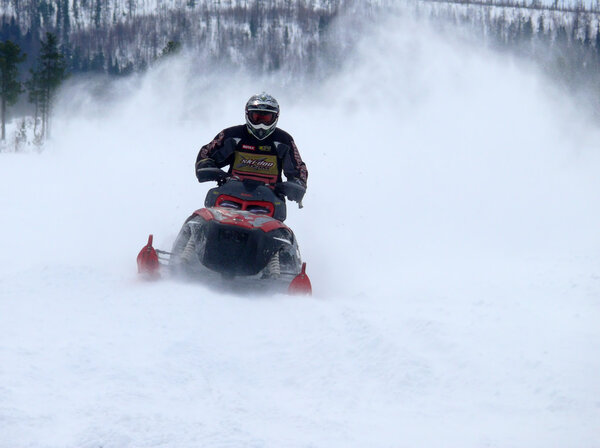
[{"left": 136, "top": 173, "right": 312, "bottom": 295}]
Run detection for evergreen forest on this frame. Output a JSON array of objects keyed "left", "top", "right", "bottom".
[{"left": 2, "top": 0, "right": 600, "bottom": 145}]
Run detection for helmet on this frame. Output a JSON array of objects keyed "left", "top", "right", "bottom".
[{"left": 245, "top": 93, "right": 279, "bottom": 140}]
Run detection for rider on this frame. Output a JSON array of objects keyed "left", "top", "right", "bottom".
[{"left": 195, "top": 93, "right": 308, "bottom": 203}]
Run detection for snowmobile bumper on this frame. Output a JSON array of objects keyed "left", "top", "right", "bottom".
[{"left": 136, "top": 234, "right": 312, "bottom": 295}]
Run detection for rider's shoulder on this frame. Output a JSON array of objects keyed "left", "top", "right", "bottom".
[
  {"left": 271, "top": 127, "right": 294, "bottom": 143},
  {"left": 222, "top": 124, "right": 247, "bottom": 137}
]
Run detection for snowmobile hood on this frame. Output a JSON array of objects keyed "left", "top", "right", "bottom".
[{"left": 195, "top": 207, "right": 289, "bottom": 233}]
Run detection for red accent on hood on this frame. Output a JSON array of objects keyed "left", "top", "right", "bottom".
[
  {"left": 196, "top": 208, "right": 214, "bottom": 221},
  {"left": 194, "top": 207, "right": 289, "bottom": 233}
]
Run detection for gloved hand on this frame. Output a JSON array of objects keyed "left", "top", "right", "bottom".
[
  {"left": 280, "top": 179, "right": 306, "bottom": 202},
  {"left": 218, "top": 173, "right": 239, "bottom": 186},
  {"left": 196, "top": 166, "right": 229, "bottom": 184},
  {"left": 196, "top": 158, "right": 217, "bottom": 169}
]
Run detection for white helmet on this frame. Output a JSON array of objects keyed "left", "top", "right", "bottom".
[{"left": 245, "top": 93, "right": 279, "bottom": 140}]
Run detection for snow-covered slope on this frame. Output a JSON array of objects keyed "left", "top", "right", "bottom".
[{"left": 1, "top": 11, "right": 600, "bottom": 448}]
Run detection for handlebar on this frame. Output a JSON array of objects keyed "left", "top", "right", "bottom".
[
  {"left": 276, "top": 180, "right": 306, "bottom": 204},
  {"left": 196, "top": 168, "right": 306, "bottom": 205}
]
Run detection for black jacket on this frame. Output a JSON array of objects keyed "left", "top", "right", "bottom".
[{"left": 196, "top": 125, "right": 308, "bottom": 186}]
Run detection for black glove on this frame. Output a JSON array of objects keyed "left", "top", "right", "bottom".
[
  {"left": 196, "top": 158, "right": 217, "bottom": 169},
  {"left": 196, "top": 166, "right": 229, "bottom": 184},
  {"left": 279, "top": 179, "right": 306, "bottom": 202}
]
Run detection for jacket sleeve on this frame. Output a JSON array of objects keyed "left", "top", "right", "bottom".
[
  {"left": 279, "top": 137, "right": 308, "bottom": 187},
  {"left": 195, "top": 130, "right": 237, "bottom": 179}
]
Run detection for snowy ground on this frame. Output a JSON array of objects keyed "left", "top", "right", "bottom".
[{"left": 1, "top": 12, "right": 600, "bottom": 448}]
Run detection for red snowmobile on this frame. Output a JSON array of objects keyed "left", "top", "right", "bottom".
[{"left": 136, "top": 175, "right": 312, "bottom": 295}]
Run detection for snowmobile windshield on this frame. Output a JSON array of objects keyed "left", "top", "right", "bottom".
[
  {"left": 248, "top": 111, "right": 277, "bottom": 126},
  {"left": 219, "top": 200, "right": 242, "bottom": 209},
  {"left": 246, "top": 205, "right": 271, "bottom": 215}
]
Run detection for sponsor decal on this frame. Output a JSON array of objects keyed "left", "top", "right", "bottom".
[
  {"left": 238, "top": 157, "right": 275, "bottom": 171},
  {"left": 258, "top": 145, "right": 271, "bottom": 152},
  {"left": 242, "top": 144, "right": 256, "bottom": 151},
  {"left": 233, "top": 152, "right": 278, "bottom": 176}
]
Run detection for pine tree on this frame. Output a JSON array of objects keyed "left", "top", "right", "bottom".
[
  {"left": 61, "top": 0, "right": 71, "bottom": 42},
  {"left": 29, "top": 33, "right": 67, "bottom": 140},
  {"left": 25, "top": 69, "right": 42, "bottom": 138},
  {"left": 0, "top": 40, "right": 26, "bottom": 141},
  {"left": 90, "top": 50, "right": 105, "bottom": 72},
  {"left": 107, "top": 55, "right": 120, "bottom": 75},
  {"left": 94, "top": 0, "right": 102, "bottom": 28},
  {"left": 596, "top": 24, "right": 600, "bottom": 59},
  {"left": 522, "top": 17, "right": 534, "bottom": 41},
  {"left": 160, "top": 40, "right": 182, "bottom": 58},
  {"left": 537, "top": 15, "right": 546, "bottom": 41}
]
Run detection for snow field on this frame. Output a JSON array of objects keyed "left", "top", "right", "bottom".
[{"left": 1, "top": 11, "right": 600, "bottom": 448}]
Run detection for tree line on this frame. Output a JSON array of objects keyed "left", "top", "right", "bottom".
[
  {"left": 1, "top": 0, "right": 341, "bottom": 77},
  {"left": 0, "top": 32, "right": 66, "bottom": 142},
  {"left": 4, "top": 0, "right": 600, "bottom": 143},
  {"left": 3, "top": 0, "right": 600, "bottom": 82},
  {"left": 419, "top": 1, "right": 600, "bottom": 114}
]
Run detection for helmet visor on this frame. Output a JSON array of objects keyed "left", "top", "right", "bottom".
[{"left": 248, "top": 110, "right": 277, "bottom": 126}]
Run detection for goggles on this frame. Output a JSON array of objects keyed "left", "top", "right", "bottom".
[{"left": 248, "top": 110, "right": 277, "bottom": 126}]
